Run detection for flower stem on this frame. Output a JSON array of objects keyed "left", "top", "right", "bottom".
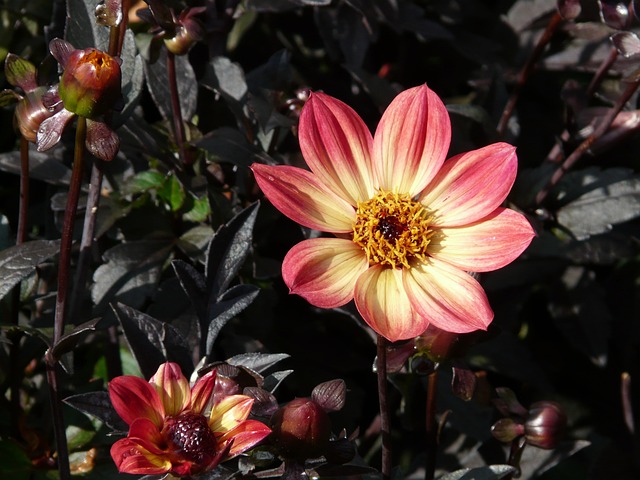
[
  {"left": 167, "top": 50, "right": 189, "bottom": 167},
  {"left": 504, "top": 436, "right": 527, "bottom": 480},
  {"left": 376, "top": 335, "right": 392, "bottom": 479},
  {"left": 535, "top": 77, "right": 640, "bottom": 206},
  {"left": 424, "top": 370, "right": 438, "bottom": 480},
  {"left": 17, "top": 137, "right": 30, "bottom": 244},
  {"left": 48, "top": 115, "right": 88, "bottom": 480},
  {"left": 497, "top": 11, "right": 564, "bottom": 136}
]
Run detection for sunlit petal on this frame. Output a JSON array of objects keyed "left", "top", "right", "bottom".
[
  {"left": 373, "top": 84, "right": 451, "bottom": 196},
  {"left": 404, "top": 259, "right": 493, "bottom": 333},
  {"left": 355, "top": 265, "right": 430, "bottom": 341},
  {"left": 299, "top": 92, "right": 375, "bottom": 203},
  {"left": 421, "top": 143, "right": 518, "bottom": 227},
  {"left": 210, "top": 395, "right": 254, "bottom": 433},
  {"left": 218, "top": 420, "right": 272, "bottom": 458},
  {"left": 108, "top": 375, "right": 165, "bottom": 427},
  {"left": 283, "top": 238, "right": 369, "bottom": 308},
  {"left": 190, "top": 370, "right": 216, "bottom": 414},
  {"left": 110, "top": 435, "right": 171, "bottom": 475},
  {"left": 252, "top": 163, "right": 355, "bottom": 233},
  {"left": 430, "top": 208, "right": 535, "bottom": 272},
  {"left": 150, "top": 362, "right": 191, "bottom": 417}
]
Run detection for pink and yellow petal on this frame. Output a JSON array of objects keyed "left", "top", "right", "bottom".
[
  {"left": 217, "top": 420, "right": 272, "bottom": 458},
  {"left": 150, "top": 362, "right": 191, "bottom": 417},
  {"left": 110, "top": 438, "right": 171, "bottom": 475},
  {"left": 251, "top": 163, "right": 355, "bottom": 233},
  {"left": 421, "top": 142, "right": 518, "bottom": 227},
  {"left": 283, "top": 238, "right": 369, "bottom": 309},
  {"left": 108, "top": 376, "right": 165, "bottom": 427},
  {"left": 354, "top": 265, "right": 430, "bottom": 341},
  {"left": 373, "top": 85, "right": 451, "bottom": 197},
  {"left": 299, "top": 92, "right": 375, "bottom": 204},
  {"left": 429, "top": 208, "right": 535, "bottom": 272},
  {"left": 210, "top": 394, "right": 254, "bottom": 433},
  {"left": 190, "top": 369, "right": 217, "bottom": 414},
  {"left": 404, "top": 259, "right": 493, "bottom": 333}
]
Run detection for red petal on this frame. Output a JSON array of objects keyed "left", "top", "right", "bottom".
[{"left": 108, "top": 375, "right": 165, "bottom": 427}]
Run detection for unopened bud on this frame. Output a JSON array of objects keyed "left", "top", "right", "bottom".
[
  {"left": 270, "top": 398, "right": 331, "bottom": 460},
  {"left": 491, "top": 417, "right": 525, "bottom": 443},
  {"left": 58, "top": 48, "right": 121, "bottom": 118},
  {"left": 524, "top": 401, "right": 567, "bottom": 449}
]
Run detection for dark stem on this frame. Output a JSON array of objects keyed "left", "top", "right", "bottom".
[
  {"left": 48, "top": 116, "right": 87, "bottom": 480},
  {"left": 535, "top": 77, "right": 640, "bottom": 206},
  {"left": 621, "top": 372, "right": 634, "bottom": 434},
  {"left": 587, "top": 46, "right": 618, "bottom": 98},
  {"left": 504, "top": 436, "right": 527, "bottom": 480},
  {"left": 424, "top": 370, "right": 438, "bottom": 480},
  {"left": 376, "top": 335, "right": 392, "bottom": 479},
  {"left": 497, "top": 11, "right": 564, "bottom": 136},
  {"left": 166, "top": 50, "right": 189, "bottom": 167},
  {"left": 18, "top": 137, "right": 30, "bottom": 244}
]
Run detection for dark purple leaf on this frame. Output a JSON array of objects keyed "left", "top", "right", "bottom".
[
  {"left": 0, "top": 239, "right": 60, "bottom": 301},
  {"left": 227, "top": 352, "right": 289, "bottom": 374},
  {"left": 64, "top": 391, "right": 128, "bottom": 432},
  {"left": 438, "top": 465, "right": 517, "bottom": 480},
  {"left": 172, "top": 259, "right": 207, "bottom": 324},
  {"left": 51, "top": 317, "right": 114, "bottom": 360},
  {"left": 311, "top": 379, "right": 346, "bottom": 412},
  {"left": 205, "top": 201, "right": 260, "bottom": 298}
]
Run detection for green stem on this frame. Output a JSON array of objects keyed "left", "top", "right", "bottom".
[
  {"left": 166, "top": 50, "right": 189, "bottom": 167},
  {"left": 49, "top": 116, "right": 87, "bottom": 480},
  {"left": 377, "top": 335, "right": 392, "bottom": 479},
  {"left": 424, "top": 371, "right": 438, "bottom": 480}
]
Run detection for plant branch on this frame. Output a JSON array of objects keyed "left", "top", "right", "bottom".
[
  {"left": 497, "top": 11, "right": 564, "bottom": 136},
  {"left": 535, "top": 77, "right": 640, "bottom": 206},
  {"left": 424, "top": 370, "right": 438, "bottom": 480},
  {"left": 377, "top": 335, "right": 392, "bottom": 479}
]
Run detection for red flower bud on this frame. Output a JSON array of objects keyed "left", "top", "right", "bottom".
[
  {"left": 270, "top": 398, "right": 332, "bottom": 460},
  {"left": 58, "top": 48, "right": 121, "bottom": 118},
  {"left": 14, "top": 87, "right": 53, "bottom": 143},
  {"left": 524, "top": 401, "right": 567, "bottom": 449}
]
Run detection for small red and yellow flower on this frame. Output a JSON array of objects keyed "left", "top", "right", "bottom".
[
  {"left": 108, "top": 362, "right": 271, "bottom": 476},
  {"left": 252, "top": 85, "right": 535, "bottom": 342}
]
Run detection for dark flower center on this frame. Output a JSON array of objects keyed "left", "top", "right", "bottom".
[{"left": 164, "top": 412, "right": 218, "bottom": 465}]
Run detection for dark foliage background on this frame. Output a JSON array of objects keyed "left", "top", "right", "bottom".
[{"left": 1, "top": 0, "right": 640, "bottom": 479}]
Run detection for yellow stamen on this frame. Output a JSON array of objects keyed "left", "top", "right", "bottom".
[{"left": 352, "top": 190, "right": 434, "bottom": 269}]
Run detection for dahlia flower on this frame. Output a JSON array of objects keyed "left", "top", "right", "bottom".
[
  {"left": 252, "top": 85, "right": 535, "bottom": 342},
  {"left": 108, "top": 362, "right": 271, "bottom": 476}
]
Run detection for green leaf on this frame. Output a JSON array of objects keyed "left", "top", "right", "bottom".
[
  {"left": 182, "top": 194, "right": 211, "bottom": 223},
  {"left": 158, "top": 173, "right": 186, "bottom": 211},
  {"left": 124, "top": 170, "right": 165, "bottom": 195},
  {"left": 0, "top": 240, "right": 60, "bottom": 302}
]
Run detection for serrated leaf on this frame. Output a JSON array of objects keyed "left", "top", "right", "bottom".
[
  {"left": 66, "top": 0, "right": 109, "bottom": 50},
  {"left": 556, "top": 170, "right": 640, "bottom": 240},
  {"left": 195, "top": 127, "right": 263, "bottom": 167},
  {"left": 51, "top": 317, "right": 112, "bottom": 360},
  {"left": 113, "top": 303, "right": 193, "bottom": 379},
  {"left": 206, "top": 201, "right": 260, "bottom": 299},
  {"left": 0, "top": 239, "right": 60, "bottom": 301},
  {"left": 206, "top": 284, "right": 260, "bottom": 355},
  {"left": 91, "top": 238, "right": 173, "bottom": 312},
  {"left": 64, "top": 391, "right": 129, "bottom": 432},
  {"left": 438, "top": 465, "right": 517, "bottom": 480},
  {"left": 262, "top": 369, "right": 293, "bottom": 394},
  {"left": 144, "top": 49, "right": 197, "bottom": 122},
  {"left": 0, "top": 150, "right": 72, "bottom": 186},
  {"left": 227, "top": 352, "right": 289, "bottom": 374},
  {"left": 172, "top": 259, "right": 207, "bottom": 324}
]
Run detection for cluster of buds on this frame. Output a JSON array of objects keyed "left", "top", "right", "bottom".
[{"left": 491, "top": 387, "right": 567, "bottom": 449}]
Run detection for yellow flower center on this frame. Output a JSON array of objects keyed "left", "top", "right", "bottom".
[{"left": 352, "top": 190, "right": 434, "bottom": 269}]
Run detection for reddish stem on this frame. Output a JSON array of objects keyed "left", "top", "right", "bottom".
[{"left": 377, "top": 335, "right": 392, "bottom": 479}]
